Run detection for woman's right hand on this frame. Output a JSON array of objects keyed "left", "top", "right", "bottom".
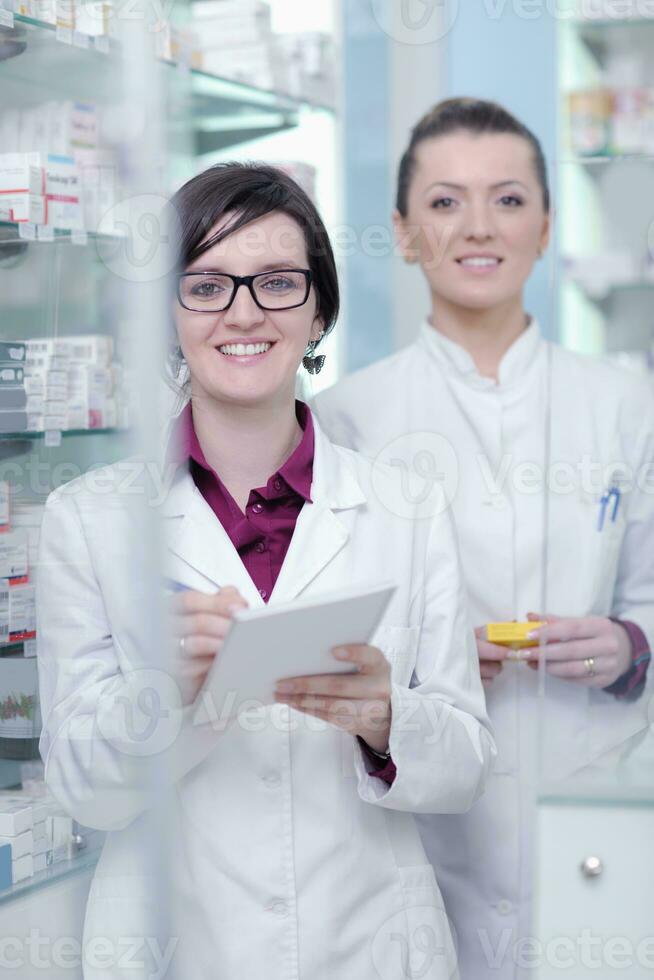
[
  {"left": 171, "top": 586, "right": 248, "bottom": 706},
  {"left": 474, "top": 627, "right": 508, "bottom": 687}
]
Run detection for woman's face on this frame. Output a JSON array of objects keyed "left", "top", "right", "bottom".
[
  {"left": 174, "top": 210, "right": 323, "bottom": 409},
  {"left": 395, "top": 130, "right": 550, "bottom": 313}
]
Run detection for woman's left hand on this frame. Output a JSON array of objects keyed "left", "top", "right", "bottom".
[
  {"left": 523, "top": 612, "right": 632, "bottom": 688},
  {"left": 274, "top": 644, "right": 392, "bottom": 754}
]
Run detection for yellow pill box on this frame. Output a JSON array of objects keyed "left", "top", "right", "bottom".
[{"left": 484, "top": 621, "right": 546, "bottom": 649}]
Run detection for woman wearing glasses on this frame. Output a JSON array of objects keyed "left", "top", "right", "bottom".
[
  {"left": 314, "top": 99, "right": 654, "bottom": 979},
  {"left": 36, "top": 162, "right": 494, "bottom": 979}
]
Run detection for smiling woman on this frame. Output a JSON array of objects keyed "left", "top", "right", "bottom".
[
  {"left": 35, "top": 159, "right": 495, "bottom": 980},
  {"left": 314, "top": 98, "right": 654, "bottom": 980}
]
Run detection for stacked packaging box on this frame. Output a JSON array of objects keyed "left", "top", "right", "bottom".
[
  {"left": 0, "top": 151, "right": 83, "bottom": 231},
  {"left": 7, "top": 0, "right": 113, "bottom": 34},
  {"left": 0, "top": 791, "right": 89, "bottom": 886},
  {"left": 0, "top": 341, "right": 27, "bottom": 434},
  {"left": 189, "top": 1, "right": 335, "bottom": 104},
  {"left": 0, "top": 103, "right": 117, "bottom": 234},
  {"left": 0, "top": 798, "right": 34, "bottom": 884},
  {"left": 0, "top": 481, "right": 36, "bottom": 647},
  {"left": 568, "top": 86, "right": 654, "bottom": 158},
  {"left": 24, "top": 334, "right": 123, "bottom": 431},
  {"left": 191, "top": 0, "right": 281, "bottom": 90},
  {"left": 272, "top": 32, "right": 336, "bottom": 107}
]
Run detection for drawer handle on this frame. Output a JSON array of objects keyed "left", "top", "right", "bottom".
[{"left": 580, "top": 856, "right": 604, "bottom": 878}]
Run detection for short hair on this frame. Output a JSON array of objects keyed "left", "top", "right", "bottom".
[
  {"left": 396, "top": 97, "right": 550, "bottom": 216},
  {"left": 170, "top": 161, "right": 339, "bottom": 339}
]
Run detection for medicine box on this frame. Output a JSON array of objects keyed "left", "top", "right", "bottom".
[
  {"left": 0, "top": 482, "right": 8, "bottom": 530},
  {"left": 0, "top": 843, "right": 10, "bottom": 890},
  {"left": 0, "top": 343, "right": 26, "bottom": 363},
  {"left": 0, "top": 801, "right": 33, "bottom": 837},
  {"left": 12, "top": 853, "right": 33, "bottom": 883},
  {"left": 0, "top": 530, "right": 28, "bottom": 578},
  {"left": 0, "top": 829, "right": 34, "bottom": 860},
  {"left": 484, "top": 621, "right": 546, "bottom": 650}
]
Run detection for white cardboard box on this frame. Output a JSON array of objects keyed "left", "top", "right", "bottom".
[
  {"left": 0, "top": 829, "right": 33, "bottom": 860},
  {"left": 0, "top": 802, "right": 33, "bottom": 837}
]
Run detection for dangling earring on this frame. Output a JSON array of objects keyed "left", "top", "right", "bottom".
[
  {"left": 168, "top": 342, "right": 185, "bottom": 378},
  {"left": 303, "top": 340, "right": 326, "bottom": 375}
]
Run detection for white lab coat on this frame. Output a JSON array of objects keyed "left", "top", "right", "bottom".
[
  {"left": 36, "top": 415, "right": 495, "bottom": 980},
  {"left": 313, "top": 320, "right": 654, "bottom": 980}
]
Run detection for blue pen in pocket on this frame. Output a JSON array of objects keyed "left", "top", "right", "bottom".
[{"left": 597, "top": 485, "right": 621, "bottom": 531}]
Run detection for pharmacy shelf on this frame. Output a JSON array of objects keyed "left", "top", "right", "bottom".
[
  {"left": 563, "top": 154, "right": 654, "bottom": 167},
  {"left": 0, "top": 220, "right": 120, "bottom": 246},
  {"left": 0, "top": 840, "right": 103, "bottom": 906},
  {"left": 0, "top": 427, "right": 123, "bottom": 441},
  {"left": 575, "top": 16, "right": 654, "bottom": 59},
  {"left": 566, "top": 277, "right": 654, "bottom": 306},
  {"left": 0, "top": 12, "right": 331, "bottom": 150}
]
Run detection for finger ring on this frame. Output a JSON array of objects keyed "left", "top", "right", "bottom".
[{"left": 584, "top": 657, "right": 596, "bottom": 677}]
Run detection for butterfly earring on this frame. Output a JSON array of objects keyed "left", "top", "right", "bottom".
[{"left": 302, "top": 340, "right": 326, "bottom": 375}]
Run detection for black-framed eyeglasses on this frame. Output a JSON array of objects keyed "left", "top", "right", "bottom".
[{"left": 176, "top": 269, "right": 313, "bottom": 313}]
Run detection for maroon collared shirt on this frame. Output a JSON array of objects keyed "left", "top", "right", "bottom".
[{"left": 174, "top": 400, "right": 314, "bottom": 602}]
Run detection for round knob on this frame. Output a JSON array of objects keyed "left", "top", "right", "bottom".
[{"left": 580, "top": 856, "right": 603, "bottom": 878}]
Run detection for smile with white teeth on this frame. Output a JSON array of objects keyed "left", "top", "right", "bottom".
[
  {"left": 218, "top": 342, "right": 272, "bottom": 356},
  {"left": 457, "top": 257, "right": 501, "bottom": 267}
]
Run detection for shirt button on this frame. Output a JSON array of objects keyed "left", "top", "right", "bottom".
[
  {"left": 258, "top": 588, "right": 267, "bottom": 599},
  {"left": 262, "top": 771, "right": 280, "bottom": 787},
  {"left": 255, "top": 541, "right": 266, "bottom": 553},
  {"left": 273, "top": 478, "right": 282, "bottom": 491},
  {"left": 251, "top": 502, "right": 264, "bottom": 515},
  {"left": 496, "top": 900, "right": 514, "bottom": 916},
  {"left": 268, "top": 899, "right": 289, "bottom": 917}
]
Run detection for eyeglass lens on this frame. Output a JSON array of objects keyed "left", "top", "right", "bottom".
[{"left": 180, "top": 271, "right": 308, "bottom": 311}]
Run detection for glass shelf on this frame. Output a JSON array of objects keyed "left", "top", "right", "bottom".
[
  {"left": 0, "top": 12, "right": 330, "bottom": 137},
  {"left": 0, "top": 426, "right": 125, "bottom": 441},
  {"left": 0, "top": 220, "right": 121, "bottom": 246},
  {"left": 574, "top": 16, "right": 654, "bottom": 58},
  {"left": 563, "top": 154, "right": 654, "bottom": 166},
  {"left": 566, "top": 278, "right": 654, "bottom": 304},
  {"left": 0, "top": 841, "right": 103, "bottom": 906}
]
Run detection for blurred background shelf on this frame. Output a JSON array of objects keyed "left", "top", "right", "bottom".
[
  {"left": 0, "top": 12, "right": 331, "bottom": 142},
  {"left": 0, "top": 840, "right": 103, "bottom": 906},
  {"left": 0, "top": 426, "right": 123, "bottom": 440}
]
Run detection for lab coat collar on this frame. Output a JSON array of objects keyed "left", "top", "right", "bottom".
[
  {"left": 417, "top": 316, "right": 543, "bottom": 389},
  {"left": 159, "top": 413, "right": 367, "bottom": 606}
]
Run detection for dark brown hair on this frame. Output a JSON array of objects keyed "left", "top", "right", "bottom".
[
  {"left": 396, "top": 97, "right": 551, "bottom": 217},
  {"left": 170, "top": 162, "right": 339, "bottom": 338}
]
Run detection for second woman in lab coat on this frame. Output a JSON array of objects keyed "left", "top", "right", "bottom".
[{"left": 314, "top": 98, "right": 654, "bottom": 980}]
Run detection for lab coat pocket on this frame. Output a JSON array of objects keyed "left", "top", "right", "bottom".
[
  {"left": 591, "top": 513, "right": 626, "bottom": 615},
  {"left": 379, "top": 626, "right": 420, "bottom": 688},
  {"left": 371, "top": 863, "right": 459, "bottom": 980}
]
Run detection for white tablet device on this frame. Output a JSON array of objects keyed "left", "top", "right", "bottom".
[{"left": 192, "top": 581, "right": 396, "bottom": 725}]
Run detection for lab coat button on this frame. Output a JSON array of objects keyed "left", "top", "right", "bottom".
[
  {"left": 496, "top": 900, "right": 513, "bottom": 916},
  {"left": 262, "top": 771, "right": 280, "bottom": 787},
  {"left": 269, "top": 900, "right": 289, "bottom": 917},
  {"left": 491, "top": 497, "right": 507, "bottom": 511}
]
